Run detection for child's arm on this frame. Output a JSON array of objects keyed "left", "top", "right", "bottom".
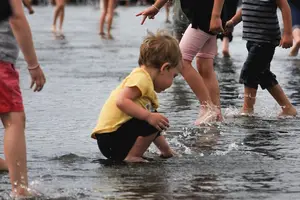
[
  {"left": 9, "top": 0, "right": 46, "bottom": 92},
  {"left": 225, "top": 8, "right": 242, "bottom": 33},
  {"left": 209, "top": 0, "right": 225, "bottom": 34},
  {"left": 116, "top": 86, "right": 169, "bottom": 131},
  {"left": 136, "top": 0, "right": 169, "bottom": 25},
  {"left": 276, "top": 0, "right": 293, "bottom": 48}
]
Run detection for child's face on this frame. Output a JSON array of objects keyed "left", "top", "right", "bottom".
[{"left": 154, "top": 65, "right": 179, "bottom": 93}]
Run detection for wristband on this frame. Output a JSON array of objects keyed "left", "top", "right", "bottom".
[
  {"left": 152, "top": 4, "right": 160, "bottom": 11},
  {"left": 27, "top": 64, "right": 40, "bottom": 70}
]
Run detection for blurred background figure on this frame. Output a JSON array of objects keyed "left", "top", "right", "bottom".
[
  {"left": 22, "top": 0, "right": 35, "bottom": 14},
  {"left": 52, "top": 0, "right": 66, "bottom": 35},
  {"left": 99, "top": 0, "right": 117, "bottom": 39},
  {"left": 217, "top": 0, "right": 239, "bottom": 57},
  {"left": 288, "top": 0, "right": 300, "bottom": 56}
]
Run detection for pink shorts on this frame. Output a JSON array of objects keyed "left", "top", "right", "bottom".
[
  {"left": 179, "top": 24, "right": 217, "bottom": 61},
  {"left": 0, "top": 61, "right": 24, "bottom": 113}
]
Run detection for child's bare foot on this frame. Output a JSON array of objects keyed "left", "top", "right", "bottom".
[
  {"left": 160, "top": 149, "right": 176, "bottom": 159},
  {"left": 222, "top": 49, "right": 230, "bottom": 57},
  {"left": 107, "top": 34, "right": 114, "bottom": 40},
  {"left": 124, "top": 156, "right": 149, "bottom": 163},
  {"left": 240, "top": 107, "right": 254, "bottom": 116},
  {"left": 0, "top": 158, "right": 8, "bottom": 171},
  {"left": 195, "top": 106, "right": 219, "bottom": 126},
  {"left": 29, "top": 9, "right": 34, "bottom": 14},
  {"left": 99, "top": 32, "right": 106, "bottom": 39},
  {"left": 289, "top": 45, "right": 300, "bottom": 57},
  {"left": 51, "top": 25, "right": 56, "bottom": 33},
  {"left": 278, "top": 106, "right": 297, "bottom": 117}
]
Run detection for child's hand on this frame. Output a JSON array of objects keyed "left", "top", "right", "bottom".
[
  {"left": 225, "top": 20, "right": 235, "bottom": 33},
  {"left": 280, "top": 33, "right": 293, "bottom": 49},
  {"left": 136, "top": 5, "right": 160, "bottom": 25},
  {"left": 146, "top": 113, "right": 169, "bottom": 131},
  {"left": 28, "top": 66, "right": 46, "bottom": 92},
  {"left": 209, "top": 15, "right": 224, "bottom": 35}
]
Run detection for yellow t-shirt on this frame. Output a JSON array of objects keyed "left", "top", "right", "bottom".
[{"left": 91, "top": 67, "right": 159, "bottom": 139}]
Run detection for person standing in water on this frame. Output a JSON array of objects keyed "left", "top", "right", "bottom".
[
  {"left": 288, "top": 0, "right": 300, "bottom": 56},
  {"left": 217, "top": 0, "right": 239, "bottom": 57},
  {"left": 52, "top": 0, "right": 66, "bottom": 35},
  {"left": 99, "top": 0, "right": 117, "bottom": 39},
  {"left": 137, "top": 0, "right": 225, "bottom": 125},
  {"left": 226, "top": 0, "right": 297, "bottom": 116},
  {"left": 0, "top": 0, "right": 46, "bottom": 197}
]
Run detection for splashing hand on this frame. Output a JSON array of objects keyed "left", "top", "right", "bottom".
[{"left": 136, "top": 5, "right": 160, "bottom": 25}]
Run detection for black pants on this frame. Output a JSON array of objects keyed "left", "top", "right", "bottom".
[
  {"left": 239, "top": 41, "right": 278, "bottom": 90},
  {"left": 96, "top": 118, "right": 160, "bottom": 161}
]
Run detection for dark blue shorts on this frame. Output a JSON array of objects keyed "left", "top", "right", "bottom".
[
  {"left": 289, "top": 1, "right": 300, "bottom": 29},
  {"left": 239, "top": 41, "right": 278, "bottom": 90},
  {"left": 96, "top": 118, "right": 160, "bottom": 161}
]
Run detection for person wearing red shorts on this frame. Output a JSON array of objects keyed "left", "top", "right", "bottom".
[{"left": 0, "top": 0, "right": 46, "bottom": 197}]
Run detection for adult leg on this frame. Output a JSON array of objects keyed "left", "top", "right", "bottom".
[
  {"left": 52, "top": 0, "right": 64, "bottom": 32},
  {"left": 99, "top": 0, "right": 108, "bottom": 37},
  {"left": 106, "top": 0, "right": 116, "bottom": 39},
  {"left": 1, "top": 112, "right": 30, "bottom": 196},
  {"left": 57, "top": 0, "right": 65, "bottom": 33}
]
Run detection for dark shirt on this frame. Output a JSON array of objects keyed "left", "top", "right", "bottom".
[
  {"left": 289, "top": 0, "right": 300, "bottom": 10},
  {"left": 180, "top": 0, "right": 215, "bottom": 34},
  {"left": 0, "top": 0, "right": 12, "bottom": 22}
]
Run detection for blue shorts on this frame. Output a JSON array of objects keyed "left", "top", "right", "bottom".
[
  {"left": 289, "top": 1, "right": 300, "bottom": 29},
  {"left": 239, "top": 41, "right": 278, "bottom": 90}
]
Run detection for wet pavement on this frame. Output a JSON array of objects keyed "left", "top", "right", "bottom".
[{"left": 0, "top": 5, "right": 300, "bottom": 200}]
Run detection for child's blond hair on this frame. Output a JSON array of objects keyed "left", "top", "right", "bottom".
[{"left": 138, "top": 30, "right": 182, "bottom": 69}]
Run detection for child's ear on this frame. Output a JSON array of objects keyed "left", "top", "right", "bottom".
[{"left": 160, "top": 62, "right": 170, "bottom": 72}]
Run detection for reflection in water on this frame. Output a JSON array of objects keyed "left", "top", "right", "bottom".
[
  {"left": 287, "top": 59, "right": 300, "bottom": 106},
  {"left": 214, "top": 56, "right": 241, "bottom": 108},
  {"left": 242, "top": 118, "right": 283, "bottom": 160}
]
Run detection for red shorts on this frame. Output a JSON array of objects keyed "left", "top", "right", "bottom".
[{"left": 0, "top": 61, "right": 24, "bottom": 113}]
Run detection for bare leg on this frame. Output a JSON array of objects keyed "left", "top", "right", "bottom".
[
  {"left": 124, "top": 133, "right": 158, "bottom": 163},
  {"left": 165, "top": 4, "right": 171, "bottom": 23},
  {"left": 241, "top": 86, "right": 257, "bottom": 115},
  {"left": 153, "top": 135, "right": 174, "bottom": 158},
  {"left": 99, "top": 0, "right": 108, "bottom": 37},
  {"left": 196, "top": 57, "right": 221, "bottom": 108},
  {"left": 289, "top": 28, "right": 300, "bottom": 56},
  {"left": 106, "top": 0, "right": 116, "bottom": 39},
  {"left": 0, "top": 158, "right": 8, "bottom": 171},
  {"left": 58, "top": 6, "right": 65, "bottom": 34},
  {"left": 22, "top": 0, "right": 34, "bottom": 14},
  {"left": 267, "top": 84, "right": 297, "bottom": 116},
  {"left": 181, "top": 60, "right": 212, "bottom": 105},
  {"left": 196, "top": 57, "right": 222, "bottom": 120},
  {"left": 52, "top": 1, "right": 63, "bottom": 32},
  {"left": 222, "top": 37, "right": 230, "bottom": 57},
  {"left": 1, "top": 112, "right": 30, "bottom": 196}
]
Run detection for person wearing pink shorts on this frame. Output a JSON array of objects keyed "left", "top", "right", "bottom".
[
  {"left": 137, "top": 0, "right": 225, "bottom": 124},
  {"left": 0, "top": 0, "right": 46, "bottom": 197}
]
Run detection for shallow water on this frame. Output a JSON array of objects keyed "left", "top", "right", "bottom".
[{"left": 1, "top": 5, "right": 300, "bottom": 200}]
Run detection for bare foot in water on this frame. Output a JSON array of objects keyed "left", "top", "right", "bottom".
[
  {"left": 240, "top": 107, "right": 254, "bottom": 116},
  {"left": 99, "top": 32, "right": 106, "bottom": 39},
  {"left": 278, "top": 106, "right": 297, "bottom": 117},
  {"left": 289, "top": 42, "right": 300, "bottom": 57},
  {"left": 124, "top": 156, "right": 149, "bottom": 163},
  {"left": 195, "top": 106, "right": 219, "bottom": 126},
  {"left": 222, "top": 49, "right": 230, "bottom": 57},
  {"left": 107, "top": 34, "right": 114, "bottom": 40},
  {"left": 51, "top": 25, "right": 56, "bottom": 33}
]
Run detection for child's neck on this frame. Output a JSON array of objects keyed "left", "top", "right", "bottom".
[{"left": 140, "top": 65, "right": 159, "bottom": 81}]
